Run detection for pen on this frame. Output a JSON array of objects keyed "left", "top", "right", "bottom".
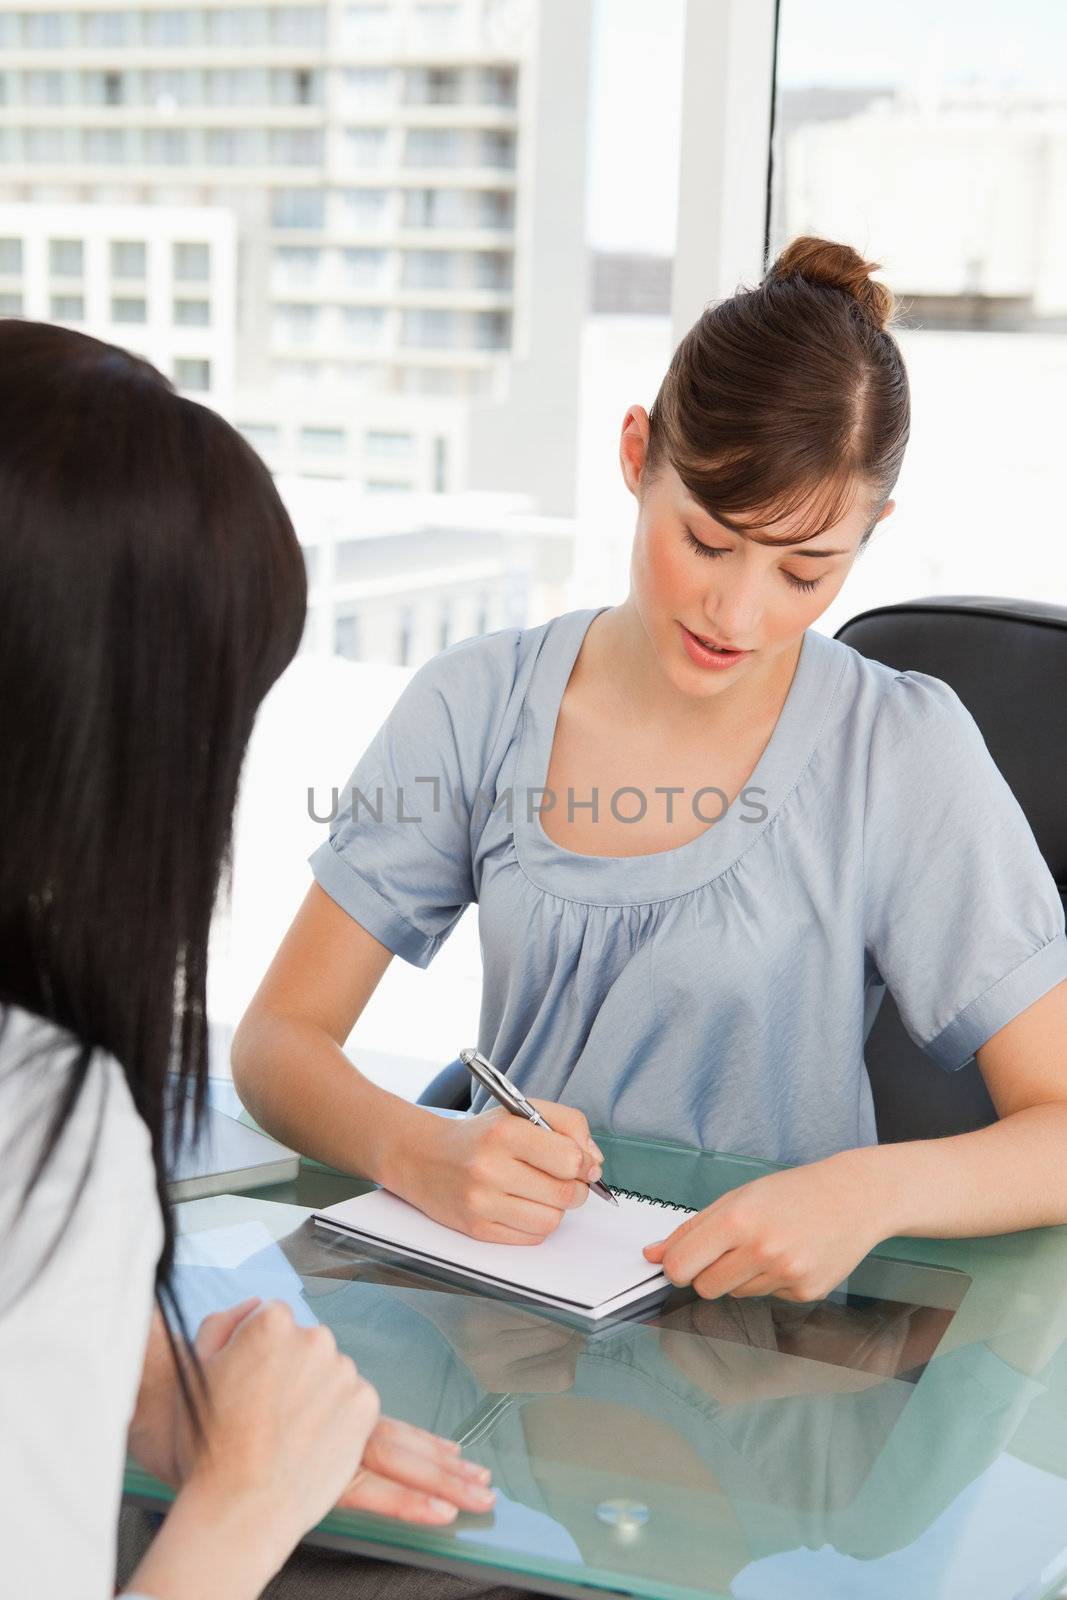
[{"left": 459, "top": 1046, "right": 619, "bottom": 1207}]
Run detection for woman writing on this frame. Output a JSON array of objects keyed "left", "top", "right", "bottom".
[
  {"left": 0, "top": 321, "right": 496, "bottom": 1600},
  {"left": 234, "top": 236, "right": 1067, "bottom": 1302}
]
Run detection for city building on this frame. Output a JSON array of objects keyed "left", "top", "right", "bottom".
[{"left": 0, "top": 0, "right": 591, "bottom": 508}]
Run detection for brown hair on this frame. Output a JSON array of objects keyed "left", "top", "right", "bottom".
[{"left": 645, "top": 236, "right": 910, "bottom": 546}]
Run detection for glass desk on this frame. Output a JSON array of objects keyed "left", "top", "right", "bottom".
[{"left": 126, "top": 1126, "right": 1067, "bottom": 1600}]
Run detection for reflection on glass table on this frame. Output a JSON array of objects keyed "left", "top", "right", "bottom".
[{"left": 125, "top": 1131, "right": 1067, "bottom": 1600}]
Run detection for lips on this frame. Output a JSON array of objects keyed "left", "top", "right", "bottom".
[{"left": 689, "top": 630, "right": 744, "bottom": 652}]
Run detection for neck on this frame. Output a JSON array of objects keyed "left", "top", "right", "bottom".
[{"left": 591, "top": 601, "right": 803, "bottom": 738}]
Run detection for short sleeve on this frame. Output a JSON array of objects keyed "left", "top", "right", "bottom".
[
  {"left": 863, "top": 671, "right": 1067, "bottom": 1070},
  {"left": 309, "top": 632, "right": 519, "bottom": 968}
]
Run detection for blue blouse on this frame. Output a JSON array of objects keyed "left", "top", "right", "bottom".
[{"left": 310, "top": 607, "right": 1067, "bottom": 1163}]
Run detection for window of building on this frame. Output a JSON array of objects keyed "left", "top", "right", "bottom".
[
  {"left": 50, "top": 293, "right": 84, "bottom": 321},
  {"left": 173, "top": 241, "right": 210, "bottom": 281},
  {"left": 274, "top": 246, "right": 321, "bottom": 286},
  {"left": 84, "top": 10, "right": 135, "bottom": 47},
  {"left": 175, "top": 358, "right": 211, "bottom": 391},
  {"left": 405, "top": 129, "right": 462, "bottom": 168},
  {"left": 396, "top": 607, "right": 414, "bottom": 666},
  {"left": 334, "top": 188, "right": 389, "bottom": 231},
  {"left": 401, "top": 307, "right": 458, "bottom": 349},
  {"left": 341, "top": 5, "right": 390, "bottom": 49},
  {"left": 273, "top": 6, "right": 326, "bottom": 46},
  {"left": 481, "top": 130, "right": 516, "bottom": 169},
  {"left": 480, "top": 65, "right": 518, "bottom": 106},
  {"left": 271, "top": 129, "right": 323, "bottom": 167},
  {"left": 340, "top": 306, "right": 387, "bottom": 346},
  {"left": 25, "top": 72, "right": 65, "bottom": 107},
  {"left": 300, "top": 426, "right": 346, "bottom": 454},
  {"left": 208, "top": 7, "right": 269, "bottom": 46},
  {"left": 274, "top": 303, "right": 320, "bottom": 345},
  {"left": 0, "top": 292, "right": 23, "bottom": 316},
  {"left": 438, "top": 602, "right": 452, "bottom": 651},
  {"left": 475, "top": 310, "right": 511, "bottom": 349},
  {"left": 341, "top": 247, "right": 387, "bottom": 287},
  {"left": 334, "top": 611, "right": 362, "bottom": 661},
  {"left": 426, "top": 68, "right": 460, "bottom": 105},
  {"left": 433, "top": 435, "right": 448, "bottom": 492},
  {"left": 26, "top": 128, "right": 68, "bottom": 164},
  {"left": 145, "top": 129, "right": 189, "bottom": 165},
  {"left": 366, "top": 430, "right": 413, "bottom": 458},
  {"left": 111, "top": 296, "right": 147, "bottom": 324},
  {"left": 474, "top": 250, "right": 513, "bottom": 290},
  {"left": 342, "top": 128, "right": 388, "bottom": 168},
  {"left": 401, "top": 249, "right": 456, "bottom": 289},
  {"left": 340, "top": 68, "right": 393, "bottom": 109},
  {"left": 25, "top": 12, "right": 75, "bottom": 47},
  {"left": 271, "top": 189, "right": 326, "bottom": 230},
  {"left": 49, "top": 239, "right": 83, "bottom": 277},
  {"left": 103, "top": 71, "right": 124, "bottom": 107},
  {"left": 110, "top": 240, "right": 146, "bottom": 278},
  {"left": 239, "top": 422, "right": 281, "bottom": 456},
  {"left": 174, "top": 298, "right": 211, "bottom": 326},
  {"left": 143, "top": 10, "right": 198, "bottom": 46},
  {"left": 0, "top": 239, "right": 23, "bottom": 274},
  {"left": 474, "top": 593, "right": 490, "bottom": 636},
  {"left": 84, "top": 129, "right": 127, "bottom": 164}
]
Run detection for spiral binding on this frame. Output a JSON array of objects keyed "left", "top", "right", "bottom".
[{"left": 608, "top": 1185, "right": 694, "bottom": 1215}]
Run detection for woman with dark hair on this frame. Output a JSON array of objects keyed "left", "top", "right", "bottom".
[
  {"left": 234, "top": 238, "right": 1067, "bottom": 1299},
  {"left": 0, "top": 321, "right": 496, "bottom": 1599}
]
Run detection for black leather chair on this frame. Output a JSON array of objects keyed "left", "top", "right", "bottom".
[
  {"left": 420, "top": 597, "right": 1067, "bottom": 1141},
  {"left": 836, "top": 595, "right": 1067, "bottom": 1141}
]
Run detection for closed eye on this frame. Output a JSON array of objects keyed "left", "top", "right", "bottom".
[{"left": 683, "top": 528, "right": 824, "bottom": 594}]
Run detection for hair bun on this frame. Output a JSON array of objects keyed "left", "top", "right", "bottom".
[{"left": 767, "top": 235, "right": 895, "bottom": 332}]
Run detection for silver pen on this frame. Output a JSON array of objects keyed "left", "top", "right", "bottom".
[{"left": 459, "top": 1047, "right": 619, "bottom": 1207}]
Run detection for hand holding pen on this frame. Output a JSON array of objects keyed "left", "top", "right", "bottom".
[
  {"left": 460, "top": 1048, "right": 618, "bottom": 1208},
  {"left": 394, "top": 1053, "right": 611, "bottom": 1245}
]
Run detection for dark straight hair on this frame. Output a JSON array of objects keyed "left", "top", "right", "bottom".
[{"left": 0, "top": 322, "right": 306, "bottom": 1330}]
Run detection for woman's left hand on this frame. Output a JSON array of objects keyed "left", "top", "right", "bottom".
[{"left": 643, "top": 1152, "right": 891, "bottom": 1303}]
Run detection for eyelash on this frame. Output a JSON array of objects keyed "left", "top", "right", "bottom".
[{"left": 682, "top": 529, "right": 824, "bottom": 594}]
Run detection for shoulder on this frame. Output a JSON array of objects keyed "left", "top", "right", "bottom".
[
  {"left": 0, "top": 1005, "right": 157, "bottom": 1248},
  {"left": 816, "top": 631, "right": 986, "bottom": 767}
]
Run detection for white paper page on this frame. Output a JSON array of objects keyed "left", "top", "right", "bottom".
[{"left": 314, "top": 1188, "right": 691, "bottom": 1311}]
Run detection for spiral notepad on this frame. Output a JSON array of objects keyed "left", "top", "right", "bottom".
[{"left": 313, "top": 1184, "right": 696, "bottom": 1323}]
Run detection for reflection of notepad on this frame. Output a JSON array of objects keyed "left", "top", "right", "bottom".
[{"left": 312, "top": 1185, "right": 695, "bottom": 1324}]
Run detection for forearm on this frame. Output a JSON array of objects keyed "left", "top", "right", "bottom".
[
  {"left": 839, "top": 1102, "right": 1067, "bottom": 1240},
  {"left": 126, "top": 1479, "right": 285, "bottom": 1600},
  {"left": 231, "top": 1009, "right": 435, "bottom": 1186}
]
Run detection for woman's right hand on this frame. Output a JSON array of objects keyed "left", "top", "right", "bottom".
[
  {"left": 182, "top": 1300, "right": 381, "bottom": 1558},
  {"left": 395, "top": 1100, "right": 604, "bottom": 1244}
]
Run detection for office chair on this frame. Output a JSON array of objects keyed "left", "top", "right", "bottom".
[
  {"left": 836, "top": 595, "right": 1067, "bottom": 1141},
  {"left": 420, "top": 596, "right": 1067, "bottom": 1142}
]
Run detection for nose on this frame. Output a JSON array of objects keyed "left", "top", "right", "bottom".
[{"left": 700, "top": 565, "right": 763, "bottom": 645}]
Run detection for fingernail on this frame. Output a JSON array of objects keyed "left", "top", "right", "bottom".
[
  {"left": 470, "top": 1487, "right": 496, "bottom": 1508},
  {"left": 430, "top": 1498, "right": 459, "bottom": 1519},
  {"left": 589, "top": 1164, "right": 603, "bottom": 1183},
  {"left": 588, "top": 1141, "right": 604, "bottom": 1162},
  {"left": 460, "top": 1460, "right": 491, "bottom": 1480}
]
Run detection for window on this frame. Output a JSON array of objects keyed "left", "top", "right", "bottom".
[
  {"left": 475, "top": 310, "right": 511, "bottom": 350},
  {"left": 273, "top": 6, "right": 325, "bottom": 46},
  {"left": 110, "top": 241, "right": 146, "bottom": 278},
  {"left": 438, "top": 602, "right": 452, "bottom": 651},
  {"left": 340, "top": 306, "right": 386, "bottom": 346},
  {"left": 145, "top": 129, "right": 189, "bottom": 165},
  {"left": 396, "top": 607, "right": 414, "bottom": 666},
  {"left": 474, "top": 250, "right": 512, "bottom": 290},
  {"left": 84, "top": 10, "right": 134, "bottom": 47},
  {"left": 405, "top": 129, "right": 462, "bottom": 168},
  {"left": 175, "top": 358, "right": 211, "bottom": 391},
  {"left": 208, "top": 7, "right": 269, "bottom": 46},
  {"left": 272, "top": 189, "right": 326, "bottom": 230},
  {"left": 401, "top": 249, "right": 456, "bottom": 289},
  {"left": 300, "top": 426, "right": 346, "bottom": 454},
  {"left": 341, "top": 247, "right": 387, "bottom": 287},
  {"left": 274, "top": 303, "right": 320, "bottom": 345},
  {"left": 433, "top": 435, "right": 448, "bottom": 492},
  {"left": 342, "top": 129, "right": 388, "bottom": 168},
  {"left": 425, "top": 68, "right": 460, "bottom": 105},
  {"left": 480, "top": 65, "right": 518, "bottom": 106},
  {"left": 771, "top": 0, "right": 1067, "bottom": 613},
  {"left": 0, "top": 239, "right": 22, "bottom": 273},
  {"left": 174, "top": 298, "right": 211, "bottom": 326},
  {"left": 25, "top": 72, "right": 65, "bottom": 107},
  {"left": 103, "top": 71, "right": 124, "bottom": 107},
  {"left": 334, "top": 611, "right": 362, "bottom": 661},
  {"left": 111, "top": 296, "right": 147, "bottom": 324},
  {"left": 270, "top": 130, "right": 323, "bottom": 166},
  {"left": 401, "top": 308, "right": 458, "bottom": 349},
  {"left": 25, "top": 12, "right": 75, "bottom": 47},
  {"left": 481, "top": 130, "right": 516, "bottom": 170},
  {"left": 50, "top": 293, "right": 84, "bottom": 321},
  {"left": 274, "top": 246, "right": 320, "bottom": 286},
  {"left": 173, "top": 241, "right": 210, "bottom": 281},
  {"left": 0, "top": 292, "right": 24, "bottom": 316},
  {"left": 238, "top": 423, "right": 281, "bottom": 455},
  {"left": 144, "top": 10, "right": 198, "bottom": 46},
  {"left": 342, "top": 4, "right": 390, "bottom": 49},
  {"left": 334, "top": 189, "right": 388, "bottom": 231},
  {"left": 26, "top": 128, "right": 68, "bottom": 164},
  {"left": 366, "top": 430, "right": 413, "bottom": 458},
  {"left": 340, "top": 68, "right": 392, "bottom": 110},
  {"left": 85, "top": 129, "right": 127, "bottom": 164},
  {"left": 49, "top": 239, "right": 83, "bottom": 277}
]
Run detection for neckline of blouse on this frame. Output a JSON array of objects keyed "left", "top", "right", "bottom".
[{"left": 512, "top": 606, "right": 848, "bottom": 906}]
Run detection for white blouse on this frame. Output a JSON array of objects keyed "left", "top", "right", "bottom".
[{"left": 0, "top": 1003, "right": 163, "bottom": 1599}]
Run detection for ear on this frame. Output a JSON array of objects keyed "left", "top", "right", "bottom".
[
  {"left": 619, "top": 405, "right": 650, "bottom": 498},
  {"left": 875, "top": 497, "right": 896, "bottom": 524}
]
